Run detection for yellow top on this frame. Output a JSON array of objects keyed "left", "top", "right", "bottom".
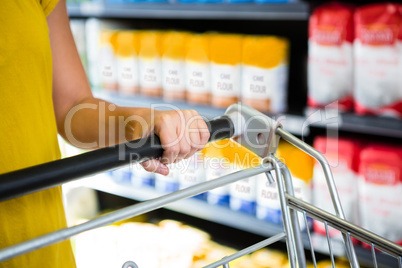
[
  {"left": 139, "top": 31, "right": 164, "bottom": 59},
  {"left": 186, "top": 34, "right": 210, "bottom": 63},
  {"left": 202, "top": 139, "right": 260, "bottom": 169},
  {"left": 276, "top": 141, "right": 314, "bottom": 182},
  {"left": 0, "top": 1, "right": 76, "bottom": 267},
  {"left": 209, "top": 33, "right": 243, "bottom": 65},
  {"left": 162, "top": 31, "right": 191, "bottom": 60},
  {"left": 116, "top": 31, "right": 141, "bottom": 58},
  {"left": 242, "top": 36, "right": 289, "bottom": 69}
]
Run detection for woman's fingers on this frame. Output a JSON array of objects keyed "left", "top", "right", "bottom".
[
  {"left": 141, "top": 159, "right": 169, "bottom": 175},
  {"left": 142, "top": 109, "right": 210, "bottom": 174}
]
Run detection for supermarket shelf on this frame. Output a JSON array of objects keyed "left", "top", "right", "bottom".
[
  {"left": 67, "top": 2, "right": 309, "bottom": 20},
  {"left": 79, "top": 174, "right": 288, "bottom": 240},
  {"left": 93, "top": 90, "right": 308, "bottom": 136},
  {"left": 305, "top": 108, "right": 402, "bottom": 139},
  {"left": 77, "top": 175, "right": 399, "bottom": 268}
]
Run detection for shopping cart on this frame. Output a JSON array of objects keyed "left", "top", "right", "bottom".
[{"left": 0, "top": 103, "right": 401, "bottom": 268}]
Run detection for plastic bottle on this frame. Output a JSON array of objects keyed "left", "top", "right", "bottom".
[
  {"left": 210, "top": 33, "right": 243, "bottom": 108},
  {"left": 185, "top": 34, "right": 211, "bottom": 105},
  {"left": 139, "top": 31, "right": 163, "bottom": 97},
  {"left": 242, "top": 36, "right": 289, "bottom": 114},
  {"left": 116, "top": 31, "right": 140, "bottom": 95},
  {"left": 162, "top": 31, "right": 190, "bottom": 101}
]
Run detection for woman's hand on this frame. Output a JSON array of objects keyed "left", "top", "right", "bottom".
[{"left": 132, "top": 109, "right": 210, "bottom": 175}]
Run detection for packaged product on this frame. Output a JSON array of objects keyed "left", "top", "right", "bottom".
[
  {"left": 203, "top": 140, "right": 232, "bottom": 206},
  {"left": 99, "top": 30, "right": 119, "bottom": 91},
  {"left": 256, "top": 141, "right": 314, "bottom": 229},
  {"left": 110, "top": 166, "right": 132, "bottom": 184},
  {"left": 228, "top": 141, "right": 261, "bottom": 215},
  {"left": 85, "top": 19, "right": 122, "bottom": 88},
  {"left": 131, "top": 163, "right": 155, "bottom": 187},
  {"left": 308, "top": 2, "right": 354, "bottom": 111},
  {"left": 185, "top": 34, "right": 211, "bottom": 105},
  {"left": 116, "top": 31, "right": 140, "bottom": 95},
  {"left": 358, "top": 145, "right": 402, "bottom": 245},
  {"left": 155, "top": 162, "right": 180, "bottom": 193},
  {"left": 354, "top": 3, "right": 402, "bottom": 117},
  {"left": 178, "top": 152, "right": 207, "bottom": 200},
  {"left": 70, "top": 19, "right": 88, "bottom": 73},
  {"left": 162, "top": 31, "right": 190, "bottom": 101},
  {"left": 242, "top": 36, "right": 289, "bottom": 114},
  {"left": 210, "top": 34, "right": 242, "bottom": 108},
  {"left": 312, "top": 137, "right": 360, "bottom": 237},
  {"left": 139, "top": 31, "right": 163, "bottom": 97}
]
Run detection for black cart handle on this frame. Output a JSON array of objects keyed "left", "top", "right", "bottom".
[{"left": 0, "top": 116, "right": 234, "bottom": 202}]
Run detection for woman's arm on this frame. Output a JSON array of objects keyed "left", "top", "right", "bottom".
[{"left": 47, "top": 0, "right": 209, "bottom": 175}]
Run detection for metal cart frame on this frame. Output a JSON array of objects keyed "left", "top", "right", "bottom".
[{"left": 0, "top": 103, "right": 401, "bottom": 267}]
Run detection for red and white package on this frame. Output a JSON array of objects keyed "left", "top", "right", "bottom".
[
  {"left": 354, "top": 3, "right": 402, "bottom": 117},
  {"left": 312, "top": 137, "right": 360, "bottom": 237},
  {"left": 358, "top": 145, "right": 402, "bottom": 245},
  {"left": 308, "top": 2, "right": 354, "bottom": 111}
]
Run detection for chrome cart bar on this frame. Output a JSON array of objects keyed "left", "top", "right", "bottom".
[
  {"left": 0, "top": 164, "right": 274, "bottom": 263},
  {"left": 276, "top": 127, "right": 360, "bottom": 268}
]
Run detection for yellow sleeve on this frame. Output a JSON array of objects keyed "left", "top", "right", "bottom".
[{"left": 41, "top": 0, "right": 59, "bottom": 17}]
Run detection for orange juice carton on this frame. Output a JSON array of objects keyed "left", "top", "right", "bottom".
[
  {"left": 242, "top": 36, "right": 289, "bottom": 114},
  {"left": 210, "top": 34, "right": 243, "bottom": 108},
  {"left": 358, "top": 145, "right": 402, "bottom": 245},
  {"left": 185, "top": 34, "right": 211, "bottom": 105},
  {"left": 354, "top": 3, "right": 402, "bottom": 117},
  {"left": 312, "top": 137, "right": 360, "bottom": 237},
  {"left": 99, "top": 30, "right": 119, "bottom": 91},
  {"left": 116, "top": 31, "right": 140, "bottom": 95},
  {"left": 139, "top": 31, "right": 163, "bottom": 97},
  {"left": 161, "top": 31, "right": 190, "bottom": 101},
  {"left": 308, "top": 3, "right": 354, "bottom": 111}
]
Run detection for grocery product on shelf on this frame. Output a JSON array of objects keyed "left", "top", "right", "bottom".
[
  {"left": 178, "top": 152, "right": 207, "bottom": 200},
  {"left": 116, "top": 31, "right": 140, "bottom": 95},
  {"left": 155, "top": 162, "right": 181, "bottom": 193},
  {"left": 308, "top": 2, "right": 354, "bottom": 111},
  {"left": 131, "top": 163, "right": 156, "bottom": 187},
  {"left": 358, "top": 144, "right": 402, "bottom": 246},
  {"left": 228, "top": 140, "right": 261, "bottom": 215},
  {"left": 256, "top": 141, "right": 314, "bottom": 229},
  {"left": 185, "top": 34, "right": 211, "bottom": 105},
  {"left": 210, "top": 34, "right": 242, "bottom": 108},
  {"left": 354, "top": 3, "right": 402, "bottom": 117},
  {"left": 139, "top": 31, "right": 164, "bottom": 97},
  {"left": 203, "top": 140, "right": 232, "bottom": 206},
  {"left": 162, "top": 31, "right": 190, "bottom": 101},
  {"left": 242, "top": 36, "right": 289, "bottom": 114},
  {"left": 312, "top": 137, "right": 360, "bottom": 238},
  {"left": 99, "top": 30, "right": 119, "bottom": 90},
  {"left": 70, "top": 19, "right": 88, "bottom": 73}
]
